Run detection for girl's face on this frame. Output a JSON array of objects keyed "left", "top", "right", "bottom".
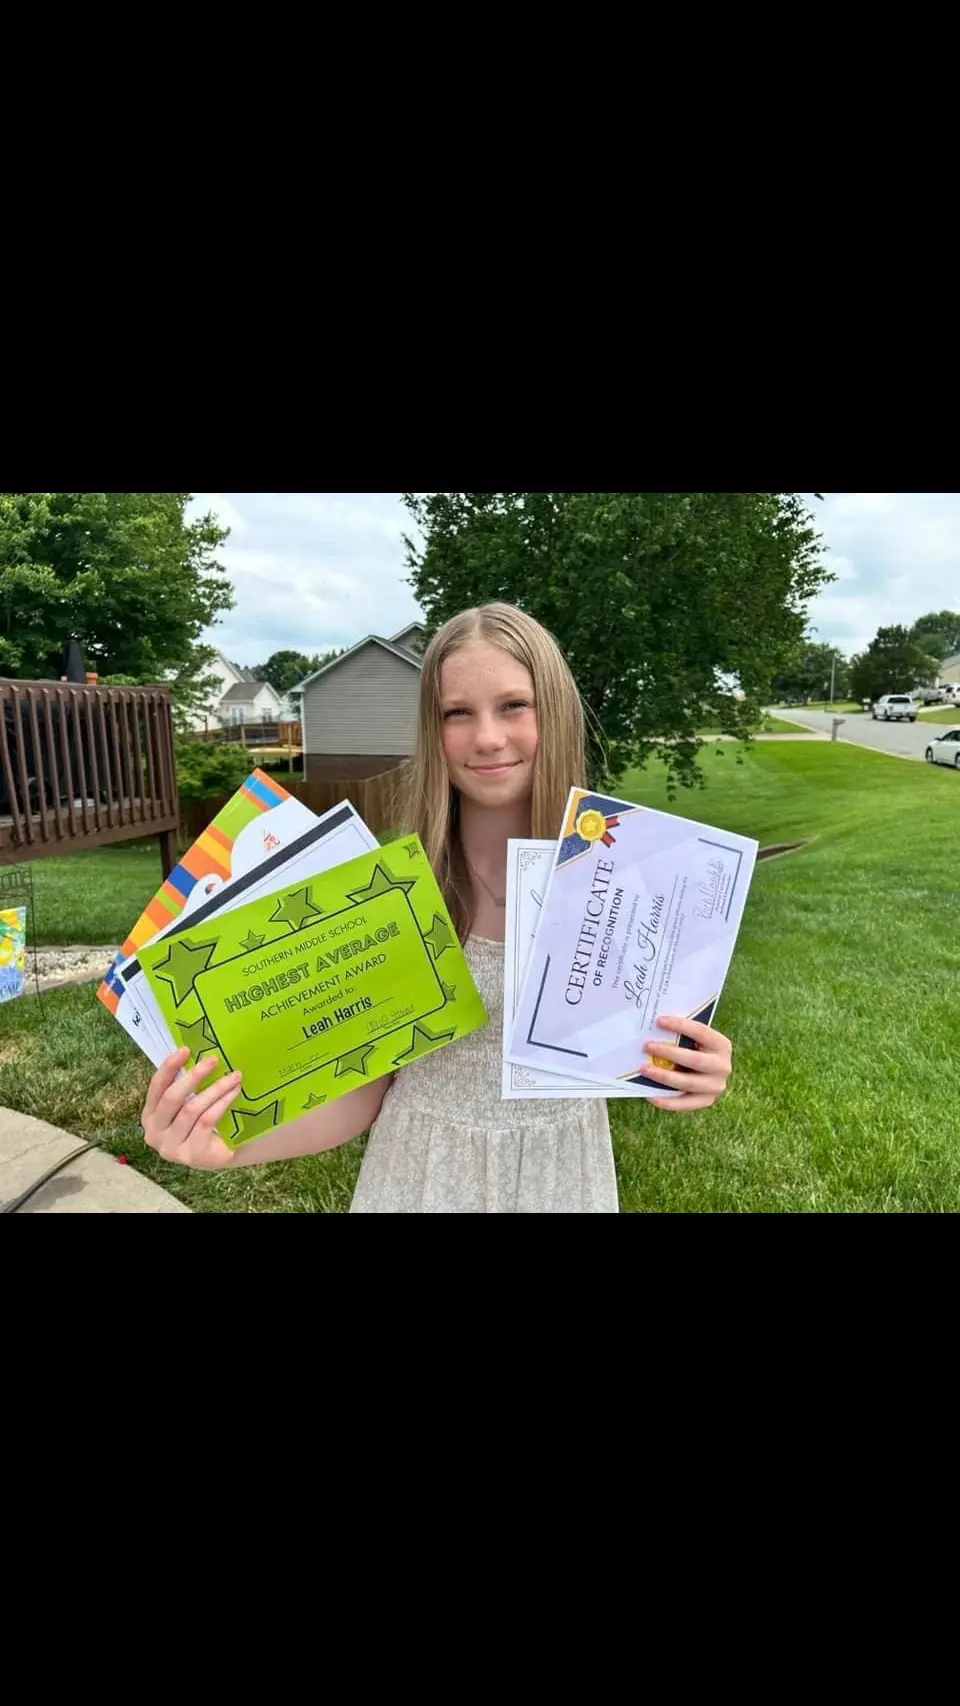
[{"left": 439, "top": 640, "right": 538, "bottom": 808}]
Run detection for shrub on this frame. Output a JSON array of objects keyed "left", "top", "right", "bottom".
[{"left": 174, "top": 736, "right": 253, "bottom": 801}]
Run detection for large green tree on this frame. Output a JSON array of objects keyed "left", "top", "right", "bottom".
[
  {"left": 771, "top": 639, "right": 850, "bottom": 703},
  {"left": 0, "top": 492, "right": 233, "bottom": 722},
  {"left": 249, "top": 648, "right": 344, "bottom": 693},
  {"left": 849, "top": 626, "right": 940, "bottom": 702},
  {"left": 403, "top": 492, "right": 830, "bottom": 784},
  {"left": 907, "top": 610, "right": 960, "bottom": 663}
]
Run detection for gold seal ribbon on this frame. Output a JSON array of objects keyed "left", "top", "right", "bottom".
[{"left": 575, "top": 808, "right": 608, "bottom": 844}]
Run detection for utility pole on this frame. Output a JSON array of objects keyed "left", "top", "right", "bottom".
[{"left": 829, "top": 655, "right": 836, "bottom": 706}]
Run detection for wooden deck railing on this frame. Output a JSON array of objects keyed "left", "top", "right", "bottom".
[
  {"left": 194, "top": 721, "right": 302, "bottom": 748},
  {"left": 0, "top": 682, "right": 179, "bottom": 875}
]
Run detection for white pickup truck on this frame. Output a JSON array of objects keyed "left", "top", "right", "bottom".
[{"left": 872, "top": 695, "right": 917, "bottom": 722}]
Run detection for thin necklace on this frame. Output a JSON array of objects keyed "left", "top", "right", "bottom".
[{"left": 467, "top": 861, "right": 506, "bottom": 907}]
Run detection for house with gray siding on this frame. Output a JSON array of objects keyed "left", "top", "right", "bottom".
[{"left": 297, "top": 623, "right": 425, "bottom": 780}]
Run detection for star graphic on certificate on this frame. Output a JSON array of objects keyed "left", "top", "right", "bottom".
[
  {"left": 176, "top": 1014, "right": 220, "bottom": 1057},
  {"left": 302, "top": 1092, "right": 328, "bottom": 1110},
  {"left": 238, "top": 930, "right": 267, "bottom": 953},
  {"left": 346, "top": 861, "right": 417, "bottom": 904},
  {"left": 440, "top": 980, "right": 457, "bottom": 1004},
  {"left": 422, "top": 915, "right": 453, "bottom": 960},
  {"left": 392, "top": 1022, "right": 456, "bottom": 1065},
  {"left": 333, "top": 1043, "right": 376, "bottom": 1080},
  {"left": 152, "top": 936, "right": 219, "bottom": 1007},
  {"left": 229, "top": 1101, "right": 283, "bottom": 1144},
  {"left": 404, "top": 842, "right": 421, "bottom": 860},
  {"left": 269, "top": 886, "right": 324, "bottom": 932}
]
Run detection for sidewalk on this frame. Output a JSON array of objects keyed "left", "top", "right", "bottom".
[{"left": 0, "top": 1107, "right": 191, "bottom": 1214}]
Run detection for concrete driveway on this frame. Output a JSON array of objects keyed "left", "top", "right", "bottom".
[{"left": 773, "top": 707, "right": 956, "bottom": 763}]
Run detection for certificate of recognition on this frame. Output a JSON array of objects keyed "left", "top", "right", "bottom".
[
  {"left": 501, "top": 840, "right": 644, "bottom": 1101},
  {"left": 506, "top": 789, "right": 757, "bottom": 1094},
  {"left": 138, "top": 836, "right": 487, "bottom": 1148}
]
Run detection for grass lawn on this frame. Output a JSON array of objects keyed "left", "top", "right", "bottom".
[
  {"left": 760, "top": 715, "right": 818, "bottom": 734},
  {"left": 777, "top": 700, "right": 863, "bottom": 714},
  {"left": 2, "top": 740, "right": 957, "bottom": 1212},
  {"left": 917, "top": 708, "right": 960, "bottom": 725},
  {"left": 696, "top": 714, "right": 815, "bottom": 737},
  {"left": 19, "top": 841, "right": 165, "bottom": 946}
]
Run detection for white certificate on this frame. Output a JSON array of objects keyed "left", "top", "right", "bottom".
[
  {"left": 502, "top": 840, "right": 644, "bottom": 1099},
  {"left": 505, "top": 788, "right": 757, "bottom": 1094}
]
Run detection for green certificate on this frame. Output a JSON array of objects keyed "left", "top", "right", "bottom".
[{"left": 138, "top": 837, "right": 488, "bottom": 1149}]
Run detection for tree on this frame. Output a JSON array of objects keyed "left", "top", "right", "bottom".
[
  {"left": 848, "top": 626, "right": 940, "bottom": 703},
  {"left": 907, "top": 610, "right": 960, "bottom": 664},
  {"left": 0, "top": 492, "right": 233, "bottom": 725},
  {"left": 771, "top": 639, "right": 850, "bottom": 703},
  {"left": 249, "top": 648, "right": 344, "bottom": 693},
  {"left": 402, "top": 492, "right": 831, "bottom": 785}
]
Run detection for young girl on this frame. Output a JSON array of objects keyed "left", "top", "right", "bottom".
[{"left": 140, "top": 604, "right": 733, "bottom": 1212}]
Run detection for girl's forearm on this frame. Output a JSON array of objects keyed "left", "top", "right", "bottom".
[{"left": 228, "top": 1077, "right": 393, "bottom": 1168}]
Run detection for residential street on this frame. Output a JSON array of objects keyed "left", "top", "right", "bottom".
[{"left": 772, "top": 706, "right": 953, "bottom": 762}]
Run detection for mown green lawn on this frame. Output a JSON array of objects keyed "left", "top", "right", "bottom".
[
  {"left": 16, "top": 840, "right": 166, "bottom": 946},
  {"left": 747, "top": 715, "right": 814, "bottom": 735},
  {"left": 2, "top": 740, "right": 957, "bottom": 1212},
  {"left": 775, "top": 700, "right": 864, "bottom": 714},
  {"left": 918, "top": 708, "right": 960, "bottom": 726},
  {"left": 696, "top": 714, "right": 816, "bottom": 736}
]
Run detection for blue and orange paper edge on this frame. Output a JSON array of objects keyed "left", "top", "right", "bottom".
[{"left": 96, "top": 768, "right": 294, "bottom": 1016}]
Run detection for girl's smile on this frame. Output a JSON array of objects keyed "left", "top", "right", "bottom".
[{"left": 440, "top": 640, "right": 538, "bottom": 807}]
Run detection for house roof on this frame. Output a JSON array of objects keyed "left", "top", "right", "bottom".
[
  {"left": 390, "top": 622, "right": 425, "bottom": 644},
  {"left": 295, "top": 635, "right": 422, "bottom": 692},
  {"left": 220, "top": 680, "right": 276, "bottom": 705},
  {"left": 941, "top": 652, "right": 960, "bottom": 670},
  {"left": 214, "top": 651, "right": 255, "bottom": 683}
]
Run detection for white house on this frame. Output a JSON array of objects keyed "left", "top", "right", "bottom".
[
  {"left": 296, "top": 623, "right": 425, "bottom": 780},
  {"left": 187, "top": 652, "right": 284, "bottom": 731},
  {"left": 217, "top": 679, "right": 285, "bottom": 727},
  {"left": 940, "top": 652, "right": 960, "bottom": 688}
]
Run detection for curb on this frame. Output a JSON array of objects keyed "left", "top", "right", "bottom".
[{"left": 0, "top": 1107, "right": 191, "bottom": 1214}]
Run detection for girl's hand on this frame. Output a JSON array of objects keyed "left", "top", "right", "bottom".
[
  {"left": 641, "top": 1016, "right": 733, "bottom": 1114},
  {"left": 141, "top": 1048, "right": 242, "bottom": 1169}
]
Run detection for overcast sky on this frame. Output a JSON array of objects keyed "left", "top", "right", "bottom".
[{"left": 187, "top": 492, "right": 953, "bottom": 666}]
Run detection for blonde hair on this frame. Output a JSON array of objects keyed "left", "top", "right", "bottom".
[{"left": 398, "top": 603, "right": 587, "bottom": 940}]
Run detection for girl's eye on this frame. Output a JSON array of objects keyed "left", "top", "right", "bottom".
[
  {"left": 443, "top": 708, "right": 469, "bottom": 719},
  {"left": 504, "top": 700, "right": 531, "bottom": 712}
]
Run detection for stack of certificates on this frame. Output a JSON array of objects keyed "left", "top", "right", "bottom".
[
  {"left": 501, "top": 787, "right": 758, "bottom": 1102},
  {"left": 100, "top": 772, "right": 759, "bottom": 1145},
  {"left": 98, "top": 770, "right": 487, "bottom": 1149}
]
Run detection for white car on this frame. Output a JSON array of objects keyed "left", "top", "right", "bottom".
[
  {"left": 872, "top": 694, "right": 917, "bottom": 722},
  {"left": 925, "top": 727, "right": 960, "bottom": 768}
]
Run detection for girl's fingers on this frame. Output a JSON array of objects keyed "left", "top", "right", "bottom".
[
  {"left": 155, "top": 1056, "right": 220, "bottom": 1130},
  {"left": 181, "top": 1083, "right": 244, "bottom": 1154},
  {"left": 171, "top": 1071, "right": 243, "bottom": 1141},
  {"left": 143, "top": 1048, "right": 191, "bottom": 1121},
  {"left": 643, "top": 1042, "right": 729, "bottom": 1078},
  {"left": 649, "top": 1093, "right": 718, "bottom": 1114},
  {"left": 643, "top": 1061, "right": 728, "bottom": 1095},
  {"left": 657, "top": 1016, "right": 733, "bottom": 1059}
]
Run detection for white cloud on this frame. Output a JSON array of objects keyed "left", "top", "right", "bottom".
[
  {"left": 185, "top": 492, "right": 956, "bottom": 668},
  {"left": 186, "top": 491, "right": 424, "bottom": 664},
  {"left": 803, "top": 491, "right": 954, "bottom": 654}
]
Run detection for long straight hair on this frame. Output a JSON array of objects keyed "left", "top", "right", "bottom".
[{"left": 398, "top": 603, "right": 587, "bottom": 940}]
